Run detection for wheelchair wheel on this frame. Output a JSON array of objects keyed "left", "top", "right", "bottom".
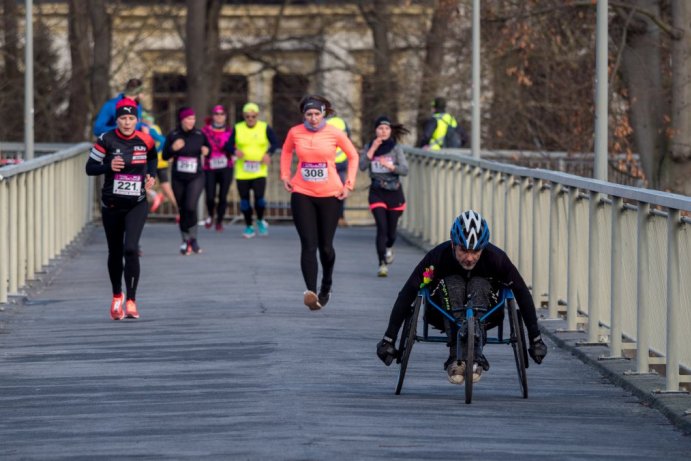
[
  {"left": 464, "top": 314, "right": 475, "bottom": 404},
  {"left": 395, "top": 295, "right": 422, "bottom": 395},
  {"left": 508, "top": 299, "right": 528, "bottom": 399}
]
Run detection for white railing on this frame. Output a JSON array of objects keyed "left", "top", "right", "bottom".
[
  {"left": 400, "top": 147, "right": 691, "bottom": 392},
  {"left": 0, "top": 143, "right": 92, "bottom": 304}
]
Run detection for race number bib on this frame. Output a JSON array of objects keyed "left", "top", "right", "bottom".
[
  {"left": 243, "top": 160, "right": 261, "bottom": 173},
  {"left": 371, "top": 155, "right": 393, "bottom": 174},
  {"left": 300, "top": 162, "right": 328, "bottom": 182},
  {"left": 177, "top": 156, "right": 198, "bottom": 174},
  {"left": 113, "top": 174, "right": 142, "bottom": 197},
  {"left": 209, "top": 155, "right": 228, "bottom": 170}
]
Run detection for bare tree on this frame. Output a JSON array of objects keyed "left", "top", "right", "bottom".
[
  {"left": 1, "top": 0, "right": 22, "bottom": 141},
  {"left": 668, "top": 0, "right": 691, "bottom": 194},
  {"left": 66, "top": 0, "right": 91, "bottom": 141},
  {"left": 89, "top": 0, "right": 112, "bottom": 114},
  {"left": 185, "top": 0, "right": 222, "bottom": 118},
  {"left": 415, "top": 0, "right": 459, "bottom": 142},
  {"left": 359, "top": 0, "right": 398, "bottom": 121}
]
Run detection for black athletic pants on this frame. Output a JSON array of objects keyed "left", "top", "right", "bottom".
[
  {"left": 236, "top": 177, "right": 267, "bottom": 227},
  {"left": 371, "top": 207, "right": 403, "bottom": 264},
  {"left": 204, "top": 167, "right": 233, "bottom": 223},
  {"left": 290, "top": 192, "right": 341, "bottom": 294},
  {"left": 101, "top": 199, "right": 148, "bottom": 300},
  {"left": 172, "top": 174, "right": 204, "bottom": 240}
]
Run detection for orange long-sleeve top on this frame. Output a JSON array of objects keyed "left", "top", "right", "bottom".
[{"left": 280, "top": 123, "right": 359, "bottom": 197}]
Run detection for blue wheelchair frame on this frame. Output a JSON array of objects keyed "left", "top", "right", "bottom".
[{"left": 394, "top": 285, "right": 529, "bottom": 403}]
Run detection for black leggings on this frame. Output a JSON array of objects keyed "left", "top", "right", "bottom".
[
  {"left": 204, "top": 168, "right": 233, "bottom": 223},
  {"left": 371, "top": 207, "right": 402, "bottom": 264},
  {"left": 172, "top": 174, "right": 205, "bottom": 240},
  {"left": 290, "top": 192, "right": 341, "bottom": 293},
  {"left": 236, "top": 177, "right": 267, "bottom": 226},
  {"left": 101, "top": 199, "right": 148, "bottom": 300}
]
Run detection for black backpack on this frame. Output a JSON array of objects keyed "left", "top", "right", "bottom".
[{"left": 435, "top": 114, "right": 465, "bottom": 148}]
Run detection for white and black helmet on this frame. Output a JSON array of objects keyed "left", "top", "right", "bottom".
[{"left": 450, "top": 210, "right": 490, "bottom": 250}]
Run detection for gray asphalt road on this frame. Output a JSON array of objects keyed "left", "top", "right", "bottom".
[{"left": 1, "top": 222, "right": 689, "bottom": 460}]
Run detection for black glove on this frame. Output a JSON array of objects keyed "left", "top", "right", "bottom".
[
  {"left": 528, "top": 335, "right": 547, "bottom": 364},
  {"left": 376, "top": 336, "right": 397, "bottom": 366}
]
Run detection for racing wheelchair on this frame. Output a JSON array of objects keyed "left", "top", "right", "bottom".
[{"left": 394, "top": 285, "right": 529, "bottom": 404}]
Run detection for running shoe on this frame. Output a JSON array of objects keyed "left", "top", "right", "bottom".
[
  {"left": 377, "top": 264, "right": 388, "bottom": 277},
  {"left": 110, "top": 293, "right": 125, "bottom": 321},
  {"left": 472, "top": 363, "right": 483, "bottom": 383},
  {"left": 385, "top": 247, "right": 394, "bottom": 265},
  {"left": 125, "top": 299, "right": 140, "bottom": 319},
  {"left": 242, "top": 226, "right": 256, "bottom": 239},
  {"left": 256, "top": 219, "right": 269, "bottom": 236},
  {"left": 150, "top": 192, "right": 164, "bottom": 212},
  {"left": 318, "top": 290, "right": 331, "bottom": 307},
  {"left": 215, "top": 221, "right": 224, "bottom": 232},
  {"left": 204, "top": 216, "right": 213, "bottom": 229},
  {"left": 446, "top": 361, "right": 465, "bottom": 385},
  {"left": 190, "top": 238, "right": 202, "bottom": 254},
  {"left": 180, "top": 240, "right": 192, "bottom": 256},
  {"left": 303, "top": 290, "right": 322, "bottom": 311}
]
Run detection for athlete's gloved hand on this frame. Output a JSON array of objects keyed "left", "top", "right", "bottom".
[
  {"left": 376, "top": 336, "right": 397, "bottom": 366},
  {"left": 528, "top": 335, "right": 547, "bottom": 364}
]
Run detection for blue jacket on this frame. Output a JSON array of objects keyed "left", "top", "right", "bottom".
[{"left": 92, "top": 93, "right": 143, "bottom": 137}]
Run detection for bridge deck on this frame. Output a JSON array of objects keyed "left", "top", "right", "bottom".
[{"left": 1, "top": 222, "right": 689, "bottom": 459}]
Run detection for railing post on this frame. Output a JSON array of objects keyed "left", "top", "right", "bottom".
[
  {"left": 17, "top": 173, "right": 27, "bottom": 289},
  {"left": 666, "top": 209, "right": 681, "bottom": 391},
  {"left": 26, "top": 170, "right": 35, "bottom": 282},
  {"left": 547, "top": 183, "right": 563, "bottom": 319},
  {"left": 8, "top": 177, "right": 18, "bottom": 294},
  {"left": 608, "top": 197, "right": 624, "bottom": 357},
  {"left": 518, "top": 177, "right": 532, "bottom": 282},
  {"left": 566, "top": 187, "right": 580, "bottom": 331},
  {"left": 587, "top": 191, "right": 608, "bottom": 344},
  {"left": 636, "top": 203, "right": 651, "bottom": 373},
  {"left": 0, "top": 180, "right": 8, "bottom": 304},
  {"left": 532, "top": 179, "right": 545, "bottom": 309}
]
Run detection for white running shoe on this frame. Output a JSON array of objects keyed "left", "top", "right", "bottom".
[{"left": 385, "top": 247, "right": 394, "bottom": 264}]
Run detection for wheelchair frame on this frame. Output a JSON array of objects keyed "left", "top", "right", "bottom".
[{"left": 394, "top": 286, "right": 529, "bottom": 403}]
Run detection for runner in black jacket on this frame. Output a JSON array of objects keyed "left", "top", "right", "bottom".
[
  {"left": 376, "top": 210, "right": 548, "bottom": 384},
  {"left": 86, "top": 97, "right": 157, "bottom": 320},
  {"left": 162, "top": 107, "right": 210, "bottom": 255}
]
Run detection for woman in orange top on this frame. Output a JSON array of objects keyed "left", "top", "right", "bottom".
[{"left": 280, "top": 95, "right": 359, "bottom": 310}]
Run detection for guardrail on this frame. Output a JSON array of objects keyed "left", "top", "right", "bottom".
[
  {"left": 400, "top": 146, "right": 691, "bottom": 392},
  {"left": 0, "top": 143, "right": 93, "bottom": 304}
]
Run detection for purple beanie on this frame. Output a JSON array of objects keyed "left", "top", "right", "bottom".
[{"left": 178, "top": 107, "right": 195, "bottom": 121}]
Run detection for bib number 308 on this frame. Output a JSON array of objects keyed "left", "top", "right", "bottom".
[{"left": 300, "top": 162, "right": 328, "bottom": 182}]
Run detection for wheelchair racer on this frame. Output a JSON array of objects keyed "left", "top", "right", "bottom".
[{"left": 376, "top": 210, "right": 548, "bottom": 384}]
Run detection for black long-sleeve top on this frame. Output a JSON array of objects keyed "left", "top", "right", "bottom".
[
  {"left": 384, "top": 241, "right": 540, "bottom": 341},
  {"left": 85, "top": 129, "right": 157, "bottom": 206},
  {"left": 162, "top": 126, "right": 211, "bottom": 179}
]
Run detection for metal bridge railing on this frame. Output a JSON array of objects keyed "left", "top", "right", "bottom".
[
  {"left": 400, "top": 146, "right": 691, "bottom": 392},
  {"left": 0, "top": 143, "right": 93, "bottom": 304}
]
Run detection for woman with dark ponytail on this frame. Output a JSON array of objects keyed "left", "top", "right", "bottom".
[
  {"left": 280, "top": 95, "right": 359, "bottom": 311},
  {"left": 360, "top": 116, "right": 409, "bottom": 277}
]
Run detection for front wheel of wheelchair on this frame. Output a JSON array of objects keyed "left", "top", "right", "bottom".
[
  {"left": 464, "top": 314, "right": 475, "bottom": 404},
  {"left": 508, "top": 299, "right": 528, "bottom": 399},
  {"left": 395, "top": 295, "right": 422, "bottom": 395}
]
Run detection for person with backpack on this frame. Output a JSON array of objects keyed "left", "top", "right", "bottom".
[{"left": 418, "top": 96, "right": 467, "bottom": 150}]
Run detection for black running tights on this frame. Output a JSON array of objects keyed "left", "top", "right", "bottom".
[
  {"left": 371, "top": 207, "right": 402, "bottom": 264},
  {"left": 172, "top": 174, "right": 205, "bottom": 239},
  {"left": 101, "top": 199, "right": 148, "bottom": 300},
  {"left": 204, "top": 168, "right": 233, "bottom": 223},
  {"left": 290, "top": 192, "right": 341, "bottom": 293}
]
